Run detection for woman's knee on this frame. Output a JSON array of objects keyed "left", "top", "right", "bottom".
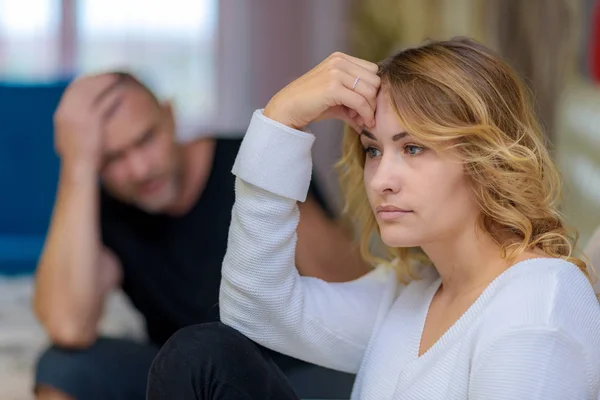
[
  {"left": 156, "top": 322, "right": 253, "bottom": 365},
  {"left": 149, "top": 322, "right": 259, "bottom": 397},
  {"left": 148, "top": 323, "right": 292, "bottom": 399},
  {"left": 175, "top": 321, "right": 246, "bottom": 340}
]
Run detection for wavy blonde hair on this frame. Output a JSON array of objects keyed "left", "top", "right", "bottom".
[{"left": 338, "top": 37, "right": 589, "bottom": 283}]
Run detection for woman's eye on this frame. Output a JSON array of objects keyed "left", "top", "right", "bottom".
[
  {"left": 404, "top": 144, "right": 424, "bottom": 156},
  {"left": 363, "top": 146, "right": 381, "bottom": 158}
]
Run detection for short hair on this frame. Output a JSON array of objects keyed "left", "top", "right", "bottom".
[
  {"left": 93, "top": 71, "right": 160, "bottom": 107},
  {"left": 112, "top": 72, "right": 160, "bottom": 105}
]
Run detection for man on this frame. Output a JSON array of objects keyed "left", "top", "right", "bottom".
[{"left": 33, "top": 73, "right": 368, "bottom": 400}]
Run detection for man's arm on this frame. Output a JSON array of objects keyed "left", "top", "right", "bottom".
[
  {"left": 34, "top": 164, "right": 121, "bottom": 348},
  {"left": 33, "top": 74, "right": 123, "bottom": 349},
  {"left": 295, "top": 194, "right": 370, "bottom": 282}
]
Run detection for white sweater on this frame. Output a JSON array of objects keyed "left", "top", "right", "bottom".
[{"left": 220, "top": 110, "right": 600, "bottom": 400}]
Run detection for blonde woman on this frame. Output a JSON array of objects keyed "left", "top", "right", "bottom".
[{"left": 147, "top": 38, "right": 600, "bottom": 400}]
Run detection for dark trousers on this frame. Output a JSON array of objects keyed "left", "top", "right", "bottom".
[
  {"left": 36, "top": 337, "right": 160, "bottom": 400},
  {"left": 147, "top": 322, "right": 354, "bottom": 400},
  {"left": 35, "top": 324, "right": 354, "bottom": 400}
]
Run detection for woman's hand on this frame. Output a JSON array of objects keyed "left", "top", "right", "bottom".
[{"left": 263, "top": 52, "right": 381, "bottom": 132}]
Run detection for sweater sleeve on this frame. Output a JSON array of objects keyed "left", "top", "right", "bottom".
[
  {"left": 469, "top": 327, "right": 594, "bottom": 400},
  {"left": 219, "top": 110, "right": 399, "bottom": 374}
]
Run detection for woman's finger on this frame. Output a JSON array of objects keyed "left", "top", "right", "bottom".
[
  {"left": 335, "top": 69, "right": 378, "bottom": 115},
  {"left": 351, "top": 115, "right": 366, "bottom": 132},
  {"left": 335, "top": 86, "right": 375, "bottom": 127},
  {"left": 337, "top": 58, "right": 381, "bottom": 89},
  {"left": 335, "top": 52, "right": 379, "bottom": 74},
  {"left": 325, "top": 55, "right": 380, "bottom": 90},
  {"left": 339, "top": 109, "right": 362, "bottom": 133},
  {"left": 326, "top": 105, "right": 361, "bottom": 133}
]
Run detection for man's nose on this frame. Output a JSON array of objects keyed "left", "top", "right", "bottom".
[{"left": 127, "top": 151, "right": 150, "bottom": 180}]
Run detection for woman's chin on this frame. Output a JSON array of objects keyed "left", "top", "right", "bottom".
[{"left": 380, "top": 230, "right": 421, "bottom": 249}]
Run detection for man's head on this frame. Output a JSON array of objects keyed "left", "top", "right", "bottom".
[{"left": 98, "top": 72, "right": 181, "bottom": 213}]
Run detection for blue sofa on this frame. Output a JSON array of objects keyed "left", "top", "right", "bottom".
[{"left": 0, "top": 81, "right": 69, "bottom": 275}]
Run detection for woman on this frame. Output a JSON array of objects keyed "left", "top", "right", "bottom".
[{"left": 147, "top": 37, "right": 600, "bottom": 399}]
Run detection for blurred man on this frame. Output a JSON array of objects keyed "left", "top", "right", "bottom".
[{"left": 33, "top": 73, "right": 366, "bottom": 400}]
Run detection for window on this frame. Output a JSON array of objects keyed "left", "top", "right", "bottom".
[
  {"left": 77, "top": 0, "right": 218, "bottom": 123},
  {"left": 0, "top": 0, "right": 218, "bottom": 124},
  {"left": 0, "top": 0, "right": 61, "bottom": 80}
]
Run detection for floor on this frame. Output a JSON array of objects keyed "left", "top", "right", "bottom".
[{"left": 0, "top": 276, "right": 145, "bottom": 400}]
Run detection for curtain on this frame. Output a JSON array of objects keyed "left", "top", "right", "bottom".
[{"left": 0, "top": 0, "right": 219, "bottom": 141}]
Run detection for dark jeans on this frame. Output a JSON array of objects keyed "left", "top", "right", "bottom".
[
  {"left": 35, "top": 326, "right": 354, "bottom": 400},
  {"left": 35, "top": 337, "right": 160, "bottom": 400},
  {"left": 147, "top": 322, "right": 354, "bottom": 400}
]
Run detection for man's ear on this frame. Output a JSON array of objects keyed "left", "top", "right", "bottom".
[{"left": 161, "top": 99, "right": 175, "bottom": 132}]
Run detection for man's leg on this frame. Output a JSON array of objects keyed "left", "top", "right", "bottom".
[
  {"left": 36, "top": 386, "right": 74, "bottom": 400},
  {"left": 35, "top": 337, "right": 159, "bottom": 400},
  {"left": 147, "top": 322, "right": 300, "bottom": 400}
]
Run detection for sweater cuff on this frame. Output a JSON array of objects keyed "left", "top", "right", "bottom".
[{"left": 232, "top": 109, "right": 315, "bottom": 202}]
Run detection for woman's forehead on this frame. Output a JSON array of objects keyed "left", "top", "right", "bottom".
[{"left": 372, "top": 93, "right": 408, "bottom": 138}]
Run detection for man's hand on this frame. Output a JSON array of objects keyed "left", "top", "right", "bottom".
[{"left": 53, "top": 73, "right": 123, "bottom": 172}]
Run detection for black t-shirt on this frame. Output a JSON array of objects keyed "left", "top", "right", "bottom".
[{"left": 100, "top": 138, "right": 330, "bottom": 347}]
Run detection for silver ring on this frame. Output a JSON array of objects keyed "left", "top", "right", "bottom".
[{"left": 352, "top": 76, "right": 360, "bottom": 90}]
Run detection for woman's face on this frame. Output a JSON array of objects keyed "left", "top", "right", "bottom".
[{"left": 361, "top": 93, "right": 480, "bottom": 248}]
